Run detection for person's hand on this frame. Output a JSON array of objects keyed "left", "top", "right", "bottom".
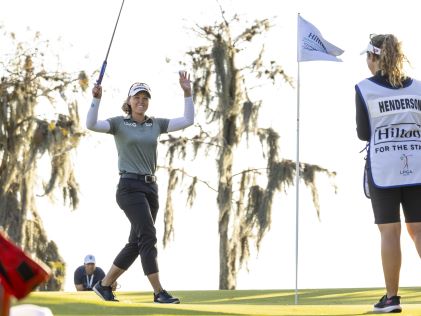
[
  {"left": 179, "top": 70, "right": 192, "bottom": 97},
  {"left": 92, "top": 84, "right": 102, "bottom": 99}
]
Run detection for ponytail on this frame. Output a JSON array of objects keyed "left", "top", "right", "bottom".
[{"left": 370, "top": 34, "right": 407, "bottom": 87}]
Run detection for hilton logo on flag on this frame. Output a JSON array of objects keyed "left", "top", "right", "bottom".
[
  {"left": 297, "top": 15, "right": 344, "bottom": 62},
  {"left": 304, "top": 33, "right": 327, "bottom": 53}
]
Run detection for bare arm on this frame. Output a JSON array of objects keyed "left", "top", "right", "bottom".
[{"left": 86, "top": 84, "right": 111, "bottom": 133}]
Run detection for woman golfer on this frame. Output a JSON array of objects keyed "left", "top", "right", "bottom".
[
  {"left": 356, "top": 34, "right": 421, "bottom": 313},
  {"left": 86, "top": 71, "right": 194, "bottom": 303}
]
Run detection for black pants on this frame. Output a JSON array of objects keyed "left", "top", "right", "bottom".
[{"left": 113, "top": 178, "right": 159, "bottom": 275}]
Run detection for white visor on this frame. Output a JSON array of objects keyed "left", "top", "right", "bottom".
[
  {"left": 128, "top": 83, "right": 152, "bottom": 98},
  {"left": 360, "top": 43, "right": 381, "bottom": 55}
]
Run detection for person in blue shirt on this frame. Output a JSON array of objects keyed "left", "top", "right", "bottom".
[{"left": 74, "top": 255, "right": 114, "bottom": 291}]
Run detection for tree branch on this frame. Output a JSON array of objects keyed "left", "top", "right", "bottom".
[
  {"left": 158, "top": 166, "right": 218, "bottom": 193},
  {"left": 230, "top": 168, "right": 266, "bottom": 179}
]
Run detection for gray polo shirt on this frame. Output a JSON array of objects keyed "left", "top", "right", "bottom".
[{"left": 107, "top": 116, "right": 169, "bottom": 175}]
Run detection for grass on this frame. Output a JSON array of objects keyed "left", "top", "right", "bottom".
[{"left": 11, "top": 287, "right": 421, "bottom": 316}]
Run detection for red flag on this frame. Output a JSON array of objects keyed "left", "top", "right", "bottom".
[{"left": 0, "top": 232, "right": 50, "bottom": 299}]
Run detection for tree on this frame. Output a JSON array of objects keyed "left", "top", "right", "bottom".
[
  {"left": 162, "top": 12, "right": 338, "bottom": 289},
  {"left": 159, "top": 12, "right": 336, "bottom": 290},
  {"left": 0, "top": 30, "right": 88, "bottom": 290}
]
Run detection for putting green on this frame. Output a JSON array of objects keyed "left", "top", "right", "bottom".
[{"left": 12, "top": 287, "right": 421, "bottom": 316}]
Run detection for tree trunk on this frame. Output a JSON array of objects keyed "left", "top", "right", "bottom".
[
  {"left": 215, "top": 32, "right": 241, "bottom": 287},
  {"left": 218, "top": 181, "right": 237, "bottom": 289},
  {"left": 217, "top": 115, "right": 237, "bottom": 290},
  {"left": 219, "top": 210, "right": 234, "bottom": 289}
]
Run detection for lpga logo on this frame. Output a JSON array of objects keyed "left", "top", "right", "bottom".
[{"left": 400, "top": 153, "right": 414, "bottom": 176}]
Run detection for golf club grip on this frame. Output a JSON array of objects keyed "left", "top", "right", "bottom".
[{"left": 96, "top": 60, "right": 108, "bottom": 85}]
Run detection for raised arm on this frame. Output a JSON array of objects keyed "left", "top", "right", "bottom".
[
  {"left": 167, "top": 71, "right": 195, "bottom": 132},
  {"left": 86, "top": 84, "right": 111, "bottom": 133}
]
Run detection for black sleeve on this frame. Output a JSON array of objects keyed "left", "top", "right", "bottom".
[
  {"left": 96, "top": 267, "right": 105, "bottom": 281},
  {"left": 74, "top": 266, "right": 84, "bottom": 285},
  {"left": 355, "top": 91, "right": 370, "bottom": 141}
]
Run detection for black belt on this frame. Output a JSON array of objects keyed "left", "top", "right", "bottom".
[{"left": 120, "top": 173, "right": 156, "bottom": 183}]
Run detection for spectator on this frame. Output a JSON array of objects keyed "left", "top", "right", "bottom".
[{"left": 74, "top": 255, "right": 114, "bottom": 291}]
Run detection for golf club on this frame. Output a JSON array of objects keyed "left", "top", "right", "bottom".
[{"left": 96, "top": 0, "right": 125, "bottom": 85}]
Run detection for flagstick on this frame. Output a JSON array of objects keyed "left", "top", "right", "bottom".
[
  {"left": 0, "top": 285, "right": 11, "bottom": 316},
  {"left": 294, "top": 12, "right": 343, "bottom": 305},
  {"left": 294, "top": 52, "right": 301, "bottom": 306}
]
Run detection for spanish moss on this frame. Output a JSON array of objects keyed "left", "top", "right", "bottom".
[{"left": 0, "top": 30, "right": 87, "bottom": 290}]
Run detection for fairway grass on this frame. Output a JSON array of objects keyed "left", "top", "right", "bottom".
[{"left": 12, "top": 287, "right": 421, "bottom": 316}]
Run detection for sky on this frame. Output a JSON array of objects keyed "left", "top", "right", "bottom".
[{"left": 2, "top": 0, "right": 421, "bottom": 296}]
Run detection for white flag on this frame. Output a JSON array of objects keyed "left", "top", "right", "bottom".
[{"left": 297, "top": 15, "right": 344, "bottom": 62}]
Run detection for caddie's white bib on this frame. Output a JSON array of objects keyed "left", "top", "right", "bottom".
[{"left": 356, "top": 78, "right": 421, "bottom": 188}]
